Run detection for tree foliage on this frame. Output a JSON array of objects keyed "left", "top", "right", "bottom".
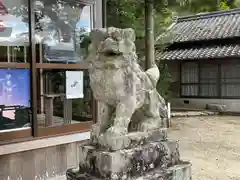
[{"left": 107, "top": 0, "right": 236, "bottom": 50}]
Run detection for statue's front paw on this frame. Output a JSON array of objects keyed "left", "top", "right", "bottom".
[
  {"left": 90, "top": 124, "right": 101, "bottom": 144},
  {"left": 138, "top": 118, "right": 161, "bottom": 132},
  {"left": 105, "top": 126, "right": 128, "bottom": 137}
]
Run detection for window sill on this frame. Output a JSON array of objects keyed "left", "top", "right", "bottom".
[
  {"left": 0, "top": 131, "right": 90, "bottom": 156},
  {"left": 180, "top": 96, "right": 240, "bottom": 99}
]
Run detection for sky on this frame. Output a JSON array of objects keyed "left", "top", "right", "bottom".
[{"left": 0, "top": 2, "right": 91, "bottom": 39}]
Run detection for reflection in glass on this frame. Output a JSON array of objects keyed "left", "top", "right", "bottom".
[
  {"left": 0, "top": 0, "right": 30, "bottom": 63},
  {"left": 0, "top": 69, "right": 31, "bottom": 130},
  {"left": 0, "top": 0, "right": 31, "bottom": 132},
  {"left": 37, "top": 69, "right": 92, "bottom": 127},
  {"left": 34, "top": 0, "right": 92, "bottom": 64}
]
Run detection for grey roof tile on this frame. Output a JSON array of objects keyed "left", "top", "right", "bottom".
[
  {"left": 157, "top": 44, "right": 240, "bottom": 60},
  {"left": 169, "top": 9, "right": 240, "bottom": 43}
]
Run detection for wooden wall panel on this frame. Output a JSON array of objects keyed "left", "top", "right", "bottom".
[
  {"left": 34, "top": 148, "right": 47, "bottom": 179},
  {"left": 0, "top": 155, "right": 10, "bottom": 180},
  {"left": 45, "top": 146, "right": 58, "bottom": 178},
  {"left": 22, "top": 151, "right": 35, "bottom": 180},
  {"left": 66, "top": 143, "right": 78, "bottom": 169},
  {"left": 8, "top": 153, "right": 22, "bottom": 180},
  {"left": 0, "top": 141, "right": 84, "bottom": 180}
]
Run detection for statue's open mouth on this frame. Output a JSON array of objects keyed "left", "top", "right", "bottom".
[{"left": 104, "top": 51, "right": 122, "bottom": 57}]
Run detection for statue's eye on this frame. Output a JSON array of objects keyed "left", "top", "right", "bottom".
[{"left": 111, "top": 32, "right": 121, "bottom": 41}]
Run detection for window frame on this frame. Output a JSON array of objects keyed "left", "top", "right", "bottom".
[
  {"left": 180, "top": 60, "right": 240, "bottom": 99},
  {"left": 0, "top": 0, "right": 101, "bottom": 143}
]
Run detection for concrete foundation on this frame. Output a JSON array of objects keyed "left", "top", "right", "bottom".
[{"left": 66, "top": 134, "right": 192, "bottom": 180}]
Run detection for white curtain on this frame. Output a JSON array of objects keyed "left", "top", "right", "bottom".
[
  {"left": 199, "top": 64, "right": 218, "bottom": 96},
  {"left": 181, "top": 63, "right": 198, "bottom": 83},
  {"left": 221, "top": 64, "right": 240, "bottom": 97},
  {"left": 181, "top": 63, "right": 198, "bottom": 96}
]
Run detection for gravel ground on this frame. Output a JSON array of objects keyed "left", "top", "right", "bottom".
[{"left": 168, "top": 115, "right": 240, "bottom": 180}]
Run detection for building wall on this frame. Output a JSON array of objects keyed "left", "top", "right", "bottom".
[
  {"left": 171, "top": 98, "right": 240, "bottom": 112},
  {"left": 167, "top": 63, "right": 240, "bottom": 112},
  {"left": 0, "top": 140, "right": 87, "bottom": 180}
]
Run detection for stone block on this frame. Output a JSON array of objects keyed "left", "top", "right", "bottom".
[
  {"left": 77, "top": 140, "right": 180, "bottom": 179},
  {"left": 206, "top": 104, "right": 227, "bottom": 112},
  {"left": 66, "top": 161, "right": 191, "bottom": 180},
  {"left": 92, "top": 128, "right": 168, "bottom": 151}
]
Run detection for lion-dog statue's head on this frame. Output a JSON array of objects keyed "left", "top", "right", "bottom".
[{"left": 86, "top": 27, "right": 138, "bottom": 66}]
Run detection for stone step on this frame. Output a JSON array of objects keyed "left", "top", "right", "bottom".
[
  {"left": 66, "top": 161, "right": 192, "bottom": 180},
  {"left": 92, "top": 128, "right": 168, "bottom": 151},
  {"left": 134, "top": 162, "right": 192, "bottom": 180},
  {"left": 75, "top": 140, "right": 180, "bottom": 179}
]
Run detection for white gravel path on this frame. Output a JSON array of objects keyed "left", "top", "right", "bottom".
[{"left": 168, "top": 115, "right": 240, "bottom": 180}]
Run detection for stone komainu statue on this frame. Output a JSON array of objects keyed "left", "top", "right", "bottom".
[
  {"left": 66, "top": 28, "right": 192, "bottom": 180},
  {"left": 86, "top": 27, "right": 168, "bottom": 149}
]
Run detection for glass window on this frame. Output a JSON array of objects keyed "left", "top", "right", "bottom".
[
  {"left": 0, "top": 0, "right": 99, "bottom": 141},
  {"left": 181, "top": 63, "right": 198, "bottom": 83},
  {"left": 221, "top": 64, "right": 240, "bottom": 97},
  {"left": 0, "top": 0, "right": 30, "bottom": 63},
  {"left": 199, "top": 84, "right": 218, "bottom": 97},
  {"left": 181, "top": 63, "right": 219, "bottom": 97},
  {"left": 181, "top": 85, "right": 198, "bottom": 96},
  {"left": 181, "top": 63, "right": 198, "bottom": 96},
  {"left": 33, "top": 0, "right": 94, "bottom": 130},
  {"left": 0, "top": 0, "right": 31, "bottom": 132},
  {"left": 200, "top": 64, "right": 217, "bottom": 83},
  {"left": 36, "top": 69, "right": 92, "bottom": 128},
  {"left": 34, "top": 0, "right": 92, "bottom": 64},
  {"left": 199, "top": 64, "right": 218, "bottom": 97}
]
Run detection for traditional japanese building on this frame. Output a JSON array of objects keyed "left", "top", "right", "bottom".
[{"left": 157, "top": 8, "right": 240, "bottom": 112}]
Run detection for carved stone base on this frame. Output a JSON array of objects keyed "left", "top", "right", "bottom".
[
  {"left": 92, "top": 128, "right": 168, "bottom": 151},
  {"left": 66, "top": 162, "right": 191, "bottom": 180},
  {"left": 66, "top": 140, "right": 192, "bottom": 180}
]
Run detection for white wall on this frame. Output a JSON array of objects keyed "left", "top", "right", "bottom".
[{"left": 171, "top": 98, "right": 240, "bottom": 112}]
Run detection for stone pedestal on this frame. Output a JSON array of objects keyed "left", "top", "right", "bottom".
[{"left": 66, "top": 129, "right": 192, "bottom": 180}]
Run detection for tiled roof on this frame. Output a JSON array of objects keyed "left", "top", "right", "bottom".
[
  {"left": 169, "top": 8, "right": 240, "bottom": 43},
  {"left": 157, "top": 44, "right": 240, "bottom": 60}
]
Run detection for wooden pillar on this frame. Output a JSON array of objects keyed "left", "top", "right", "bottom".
[
  {"left": 24, "top": 45, "right": 27, "bottom": 63},
  {"left": 7, "top": 46, "right": 10, "bottom": 62},
  {"left": 39, "top": 43, "right": 44, "bottom": 114},
  {"left": 45, "top": 97, "right": 54, "bottom": 126},
  {"left": 145, "top": 0, "right": 155, "bottom": 70},
  {"left": 217, "top": 62, "right": 221, "bottom": 97},
  {"left": 198, "top": 61, "right": 201, "bottom": 96},
  {"left": 64, "top": 98, "right": 72, "bottom": 124}
]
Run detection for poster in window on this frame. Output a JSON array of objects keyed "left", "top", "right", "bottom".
[
  {"left": 66, "top": 71, "right": 84, "bottom": 99},
  {"left": 0, "top": 69, "right": 30, "bottom": 130},
  {"left": 0, "top": 69, "right": 30, "bottom": 107}
]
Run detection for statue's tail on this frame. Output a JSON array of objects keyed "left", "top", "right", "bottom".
[{"left": 145, "top": 64, "right": 160, "bottom": 87}]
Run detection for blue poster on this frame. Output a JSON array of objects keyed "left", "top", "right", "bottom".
[{"left": 0, "top": 69, "right": 30, "bottom": 107}]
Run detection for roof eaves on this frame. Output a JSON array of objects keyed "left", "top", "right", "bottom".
[{"left": 177, "top": 8, "right": 240, "bottom": 22}]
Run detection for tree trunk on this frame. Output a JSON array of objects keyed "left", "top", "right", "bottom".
[
  {"left": 145, "top": 0, "right": 155, "bottom": 70},
  {"left": 102, "top": 0, "right": 107, "bottom": 27}
]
